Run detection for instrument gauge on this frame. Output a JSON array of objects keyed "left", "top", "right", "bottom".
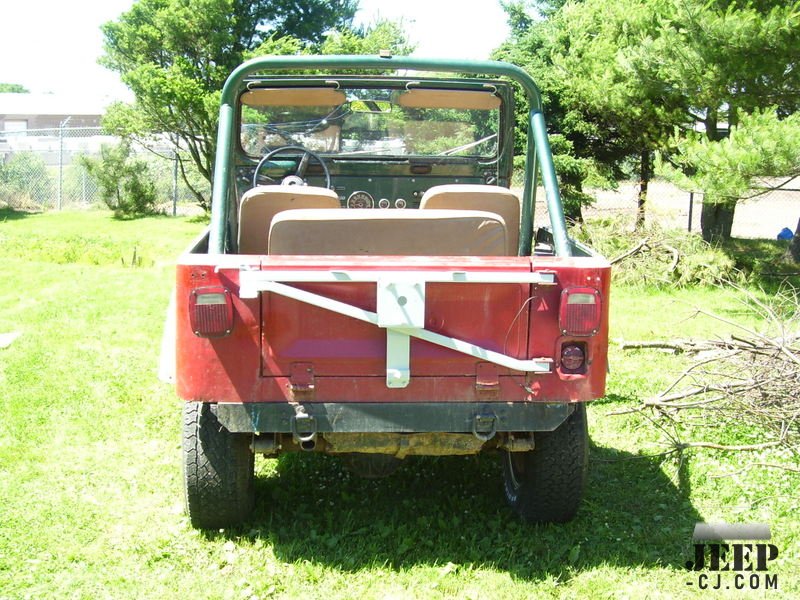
[{"left": 347, "top": 191, "right": 374, "bottom": 209}]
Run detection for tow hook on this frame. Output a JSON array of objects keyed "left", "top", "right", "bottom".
[
  {"left": 472, "top": 414, "right": 497, "bottom": 441},
  {"left": 291, "top": 410, "right": 318, "bottom": 450}
]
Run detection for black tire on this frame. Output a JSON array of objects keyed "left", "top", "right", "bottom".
[
  {"left": 183, "top": 402, "right": 255, "bottom": 529},
  {"left": 502, "top": 403, "right": 588, "bottom": 523}
]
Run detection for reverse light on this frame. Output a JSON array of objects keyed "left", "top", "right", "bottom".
[
  {"left": 189, "top": 286, "right": 234, "bottom": 337},
  {"left": 560, "top": 343, "right": 586, "bottom": 372},
  {"left": 559, "top": 287, "right": 601, "bottom": 336}
]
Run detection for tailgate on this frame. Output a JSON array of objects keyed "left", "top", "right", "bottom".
[
  {"left": 176, "top": 254, "right": 610, "bottom": 405},
  {"left": 240, "top": 256, "right": 553, "bottom": 389}
]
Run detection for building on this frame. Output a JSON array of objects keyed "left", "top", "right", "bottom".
[
  {"left": 0, "top": 93, "right": 116, "bottom": 167},
  {"left": 0, "top": 93, "right": 105, "bottom": 132}
]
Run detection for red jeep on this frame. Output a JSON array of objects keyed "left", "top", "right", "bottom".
[{"left": 172, "top": 55, "right": 610, "bottom": 529}]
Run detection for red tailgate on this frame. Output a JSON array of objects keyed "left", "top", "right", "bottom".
[{"left": 260, "top": 256, "right": 533, "bottom": 378}]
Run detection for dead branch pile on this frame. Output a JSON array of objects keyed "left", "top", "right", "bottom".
[
  {"left": 619, "top": 288, "right": 800, "bottom": 466},
  {"left": 572, "top": 218, "right": 737, "bottom": 287}
]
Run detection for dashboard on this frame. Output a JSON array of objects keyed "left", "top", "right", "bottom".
[{"left": 346, "top": 191, "right": 407, "bottom": 209}]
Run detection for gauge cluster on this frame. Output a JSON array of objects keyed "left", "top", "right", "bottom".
[{"left": 346, "top": 191, "right": 408, "bottom": 209}]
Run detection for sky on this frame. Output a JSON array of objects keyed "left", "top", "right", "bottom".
[{"left": 0, "top": 0, "right": 510, "bottom": 107}]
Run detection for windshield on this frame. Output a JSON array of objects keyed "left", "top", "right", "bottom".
[{"left": 240, "top": 86, "right": 501, "bottom": 159}]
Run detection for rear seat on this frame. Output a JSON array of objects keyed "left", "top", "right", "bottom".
[
  {"left": 419, "top": 184, "right": 521, "bottom": 255},
  {"left": 237, "top": 185, "right": 341, "bottom": 254},
  {"left": 268, "top": 209, "right": 509, "bottom": 256}
]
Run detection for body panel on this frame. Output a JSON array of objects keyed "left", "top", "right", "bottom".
[{"left": 176, "top": 254, "right": 610, "bottom": 406}]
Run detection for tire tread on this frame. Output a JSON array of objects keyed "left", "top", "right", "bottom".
[{"left": 183, "top": 402, "right": 254, "bottom": 529}]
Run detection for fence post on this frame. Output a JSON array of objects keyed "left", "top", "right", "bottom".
[
  {"left": 172, "top": 150, "right": 178, "bottom": 217},
  {"left": 57, "top": 116, "right": 71, "bottom": 210},
  {"left": 688, "top": 191, "right": 694, "bottom": 232}
]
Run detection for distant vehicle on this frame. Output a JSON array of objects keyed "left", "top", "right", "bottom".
[{"left": 171, "top": 54, "right": 610, "bottom": 529}]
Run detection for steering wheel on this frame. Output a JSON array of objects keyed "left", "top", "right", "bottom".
[{"left": 252, "top": 145, "right": 332, "bottom": 189}]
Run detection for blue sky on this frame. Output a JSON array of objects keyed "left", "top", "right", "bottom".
[{"left": 0, "top": 0, "right": 509, "bottom": 105}]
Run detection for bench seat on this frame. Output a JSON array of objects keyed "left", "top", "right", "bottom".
[{"left": 268, "top": 208, "right": 509, "bottom": 256}]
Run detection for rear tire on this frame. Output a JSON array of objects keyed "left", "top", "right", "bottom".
[
  {"left": 183, "top": 402, "right": 255, "bottom": 529},
  {"left": 502, "top": 403, "right": 588, "bottom": 523}
]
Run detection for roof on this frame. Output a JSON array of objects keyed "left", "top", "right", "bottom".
[{"left": 0, "top": 93, "right": 107, "bottom": 116}]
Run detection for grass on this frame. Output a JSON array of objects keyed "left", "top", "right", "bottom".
[
  {"left": 1, "top": 209, "right": 798, "bottom": 599},
  {"left": 718, "top": 237, "right": 800, "bottom": 291}
]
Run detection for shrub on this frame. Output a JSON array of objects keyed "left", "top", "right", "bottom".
[
  {"left": 572, "top": 216, "right": 739, "bottom": 287},
  {"left": 80, "top": 142, "right": 158, "bottom": 217},
  {"left": 0, "top": 152, "right": 52, "bottom": 208}
]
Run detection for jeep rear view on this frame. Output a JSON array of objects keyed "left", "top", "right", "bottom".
[{"left": 172, "top": 55, "right": 610, "bottom": 529}]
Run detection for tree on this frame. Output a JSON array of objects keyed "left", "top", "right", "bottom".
[
  {"left": 319, "top": 20, "right": 414, "bottom": 57},
  {"left": 100, "top": 0, "right": 375, "bottom": 210},
  {"left": 791, "top": 218, "right": 800, "bottom": 263},
  {"left": 260, "top": 0, "right": 359, "bottom": 45},
  {"left": 494, "top": 2, "right": 609, "bottom": 223},
  {"left": 0, "top": 83, "right": 29, "bottom": 93},
  {"left": 494, "top": 0, "right": 685, "bottom": 223},
  {"left": 496, "top": 0, "right": 800, "bottom": 237},
  {"left": 662, "top": 110, "right": 800, "bottom": 241},
  {"left": 545, "top": 0, "right": 690, "bottom": 227},
  {"left": 80, "top": 141, "right": 158, "bottom": 217},
  {"left": 652, "top": 0, "right": 800, "bottom": 241}
]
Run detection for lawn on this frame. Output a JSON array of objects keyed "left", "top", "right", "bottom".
[{"left": 0, "top": 209, "right": 797, "bottom": 599}]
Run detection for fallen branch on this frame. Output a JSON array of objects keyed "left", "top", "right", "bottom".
[
  {"left": 610, "top": 237, "right": 650, "bottom": 265},
  {"left": 615, "top": 285, "right": 800, "bottom": 466},
  {"left": 662, "top": 243, "right": 680, "bottom": 272},
  {"left": 676, "top": 440, "right": 783, "bottom": 452}
]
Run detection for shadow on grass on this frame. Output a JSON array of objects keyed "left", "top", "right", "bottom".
[
  {"left": 718, "top": 237, "right": 800, "bottom": 291},
  {"left": 215, "top": 436, "right": 701, "bottom": 583},
  {"left": 0, "top": 207, "right": 36, "bottom": 221}
]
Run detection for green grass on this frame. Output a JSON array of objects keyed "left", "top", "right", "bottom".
[
  {"left": 1, "top": 210, "right": 797, "bottom": 599},
  {"left": 719, "top": 237, "right": 800, "bottom": 283}
]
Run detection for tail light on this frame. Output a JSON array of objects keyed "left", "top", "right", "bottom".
[
  {"left": 189, "top": 286, "right": 234, "bottom": 337},
  {"left": 560, "top": 343, "right": 586, "bottom": 372},
  {"left": 559, "top": 287, "right": 601, "bottom": 336}
]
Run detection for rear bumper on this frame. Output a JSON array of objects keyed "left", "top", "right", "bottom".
[{"left": 212, "top": 401, "right": 576, "bottom": 434}]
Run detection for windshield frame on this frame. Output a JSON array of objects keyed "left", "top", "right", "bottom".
[
  {"left": 209, "top": 55, "right": 569, "bottom": 258},
  {"left": 237, "top": 77, "right": 511, "bottom": 163}
]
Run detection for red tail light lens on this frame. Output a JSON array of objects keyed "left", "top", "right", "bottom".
[
  {"left": 559, "top": 287, "right": 601, "bottom": 336},
  {"left": 561, "top": 343, "right": 586, "bottom": 372},
  {"left": 189, "top": 286, "right": 233, "bottom": 337}
]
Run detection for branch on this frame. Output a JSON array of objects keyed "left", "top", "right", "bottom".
[
  {"left": 662, "top": 243, "right": 680, "bottom": 272},
  {"left": 610, "top": 238, "right": 650, "bottom": 265},
  {"left": 676, "top": 440, "right": 783, "bottom": 452}
]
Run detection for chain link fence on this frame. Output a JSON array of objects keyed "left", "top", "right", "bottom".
[
  {"left": 0, "top": 126, "right": 208, "bottom": 215},
  {"left": 3, "top": 128, "right": 797, "bottom": 237},
  {"left": 521, "top": 176, "right": 800, "bottom": 239},
  {"left": 584, "top": 178, "right": 799, "bottom": 239}
]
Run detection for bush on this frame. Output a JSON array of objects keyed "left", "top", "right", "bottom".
[
  {"left": 572, "top": 216, "right": 739, "bottom": 287},
  {"left": 0, "top": 152, "right": 52, "bottom": 208},
  {"left": 80, "top": 142, "right": 158, "bottom": 217}
]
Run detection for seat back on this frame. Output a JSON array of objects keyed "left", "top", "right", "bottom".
[
  {"left": 420, "top": 184, "right": 521, "bottom": 255},
  {"left": 268, "top": 209, "right": 508, "bottom": 256},
  {"left": 237, "top": 185, "right": 340, "bottom": 254}
]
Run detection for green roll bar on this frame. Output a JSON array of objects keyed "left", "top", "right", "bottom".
[{"left": 208, "top": 54, "right": 570, "bottom": 257}]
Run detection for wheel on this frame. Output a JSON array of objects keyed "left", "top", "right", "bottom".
[
  {"left": 502, "top": 403, "right": 588, "bottom": 523},
  {"left": 251, "top": 145, "right": 332, "bottom": 188},
  {"left": 183, "top": 402, "right": 255, "bottom": 529}
]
